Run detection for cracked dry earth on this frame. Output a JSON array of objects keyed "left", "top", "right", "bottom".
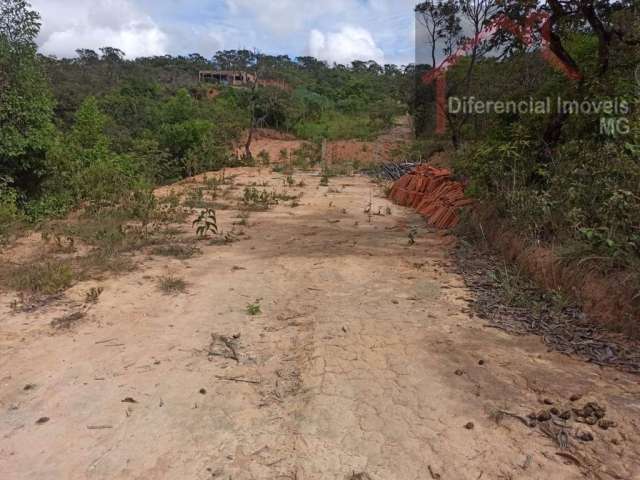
[{"left": 1, "top": 169, "right": 640, "bottom": 480}]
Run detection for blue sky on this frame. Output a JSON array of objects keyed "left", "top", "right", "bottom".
[{"left": 31, "top": 0, "right": 419, "bottom": 66}]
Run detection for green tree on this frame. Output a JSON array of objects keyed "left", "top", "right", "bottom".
[{"left": 0, "top": 0, "right": 55, "bottom": 194}]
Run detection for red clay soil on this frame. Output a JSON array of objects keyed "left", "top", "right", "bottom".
[
  {"left": 471, "top": 208, "right": 640, "bottom": 338},
  {"left": 389, "top": 165, "right": 473, "bottom": 229}
]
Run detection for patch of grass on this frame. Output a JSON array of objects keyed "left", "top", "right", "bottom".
[
  {"left": 183, "top": 188, "right": 217, "bottom": 210},
  {"left": 8, "top": 261, "right": 74, "bottom": 294},
  {"left": 151, "top": 243, "right": 201, "bottom": 259},
  {"left": 158, "top": 275, "right": 187, "bottom": 295},
  {"left": 246, "top": 300, "right": 262, "bottom": 316},
  {"left": 78, "top": 250, "right": 136, "bottom": 277},
  {"left": 242, "top": 187, "right": 279, "bottom": 210},
  {"left": 272, "top": 163, "right": 294, "bottom": 175},
  {"left": 50, "top": 311, "right": 86, "bottom": 330}
]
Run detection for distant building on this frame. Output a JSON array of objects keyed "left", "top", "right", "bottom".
[{"left": 199, "top": 70, "right": 291, "bottom": 91}]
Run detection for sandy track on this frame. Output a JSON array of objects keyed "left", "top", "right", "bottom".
[{"left": 1, "top": 169, "right": 639, "bottom": 479}]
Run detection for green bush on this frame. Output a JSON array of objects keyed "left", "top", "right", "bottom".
[
  {"left": 0, "top": 183, "right": 20, "bottom": 235},
  {"left": 295, "top": 112, "right": 381, "bottom": 141}
]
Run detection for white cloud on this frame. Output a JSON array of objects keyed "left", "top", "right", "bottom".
[
  {"left": 226, "top": 0, "right": 350, "bottom": 34},
  {"left": 28, "top": 0, "right": 418, "bottom": 64},
  {"left": 32, "top": 0, "right": 168, "bottom": 58},
  {"left": 308, "top": 26, "right": 385, "bottom": 65}
]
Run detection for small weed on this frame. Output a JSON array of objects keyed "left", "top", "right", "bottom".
[
  {"left": 85, "top": 287, "right": 104, "bottom": 304},
  {"left": 193, "top": 209, "right": 218, "bottom": 238},
  {"left": 158, "top": 275, "right": 187, "bottom": 295},
  {"left": 408, "top": 227, "right": 418, "bottom": 246},
  {"left": 285, "top": 175, "right": 295, "bottom": 187},
  {"left": 257, "top": 150, "right": 271, "bottom": 166},
  {"left": 246, "top": 300, "right": 262, "bottom": 316}
]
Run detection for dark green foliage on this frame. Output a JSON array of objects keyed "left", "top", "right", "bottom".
[
  {"left": 444, "top": 2, "right": 640, "bottom": 271},
  {"left": 0, "top": 0, "right": 55, "bottom": 196}
]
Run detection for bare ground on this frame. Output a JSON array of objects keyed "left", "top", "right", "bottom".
[{"left": 1, "top": 169, "right": 639, "bottom": 480}]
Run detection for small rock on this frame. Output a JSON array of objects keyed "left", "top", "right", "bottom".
[
  {"left": 121, "top": 397, "right": 138, "bottom": 404},
  {"left": 23, "top": 384, "right": 36, "bottom": 391},
  {"left": 570, "top": 394, "right": 582, "bottom": 402},
  {"left": 537, "top": 410, "right": 552, "bottom": 422},
  {"left": 199, "top": 388, "right": 207, "bottom": 395},
  {"left": 464, "top": 422, "right": 475, "bottom": 430},
  {"left": 559, "top": 410, "right": 572, "bottom": 420},
  {"left": 550, "top": 407, "right": 560, "bottom": 416},
  {"left": 584, "top": 402, "right": 606, "bottom": 419},
  {"left": 454, "top": 369, "right": 465, "bottom": 376},
  {"left": 391, "top": 300, "right": 399, "bottom": 305},
  {"left": 585, "top": 417, "right": 598, "bottom": 426},
  {"left": 543, "top": 398, "right": 554, "bottom": 405},
  {"left": 576, "top": 430, "right": 594, "bottom": 442},
  {"left": 478, "top": 360, "right": 485, "bottom": 366},
  {"left": 598, "top": 419, "right": 617, "bottom": 430},
  {"left": 36, "top": 417, "right": 49, "bottom": 425}
]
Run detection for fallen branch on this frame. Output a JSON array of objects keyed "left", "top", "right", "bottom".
[{"left": 215, "top": 375, "right": 260, "bottom": 384}]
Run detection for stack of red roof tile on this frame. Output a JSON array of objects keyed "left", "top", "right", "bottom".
[{"left": 389, "top": 165, "right": 473, "bottom": 229}]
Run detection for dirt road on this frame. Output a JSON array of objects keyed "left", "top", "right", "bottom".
[{"left": 1, "top": 169, "right": 639, "bottom": 479}]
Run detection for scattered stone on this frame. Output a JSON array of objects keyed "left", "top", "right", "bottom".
[
  {"left": 36, "top": 417, "right": 49, "bottom": 425},
  {"left": 537, "top": 410, "right": 552, "bottom": 422},
  {"left": 464, "top": 422, "right": 475, "bottom": 430},
  {"left": 478, "top": 359, "right": 485, "bottom": 366},
  {"left": 598, "top": 419, "right": 617, "bottom": 430},
  {"left": 543, "top": 398, "right": 554, "bottom": 405},
  {"left": 570, "top": 394, "right": 582, "bottom": 402},
  {"left": 559, "top": 410, "right": 572, "bottom": 420},
  {"left": 550, "top": 407, "right": 560, "bottom": 416},
  {"left": 121, "top": 397, "right": 138, "bottom": 404},
  {"left": 583, "top": 402, "right": 606, "bottom": 419},
  {"left": 23, "top": 384, "right": 36, "bottom": 391},
  {"left": 454, "top": 369, "right": 465, "bottom": 376},
  {"left": 576, "top": 430, "right": 594, "bottom": 442},
  {"left": 199, "top": 388, "right": 207, "bottom": 395},
  {"left": 392, "top": 300, "right": 399, "bottom": 304}
]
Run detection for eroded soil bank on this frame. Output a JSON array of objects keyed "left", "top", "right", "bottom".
[{"left": 1, "top": 169, "right": 639, "bottom": 479}]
